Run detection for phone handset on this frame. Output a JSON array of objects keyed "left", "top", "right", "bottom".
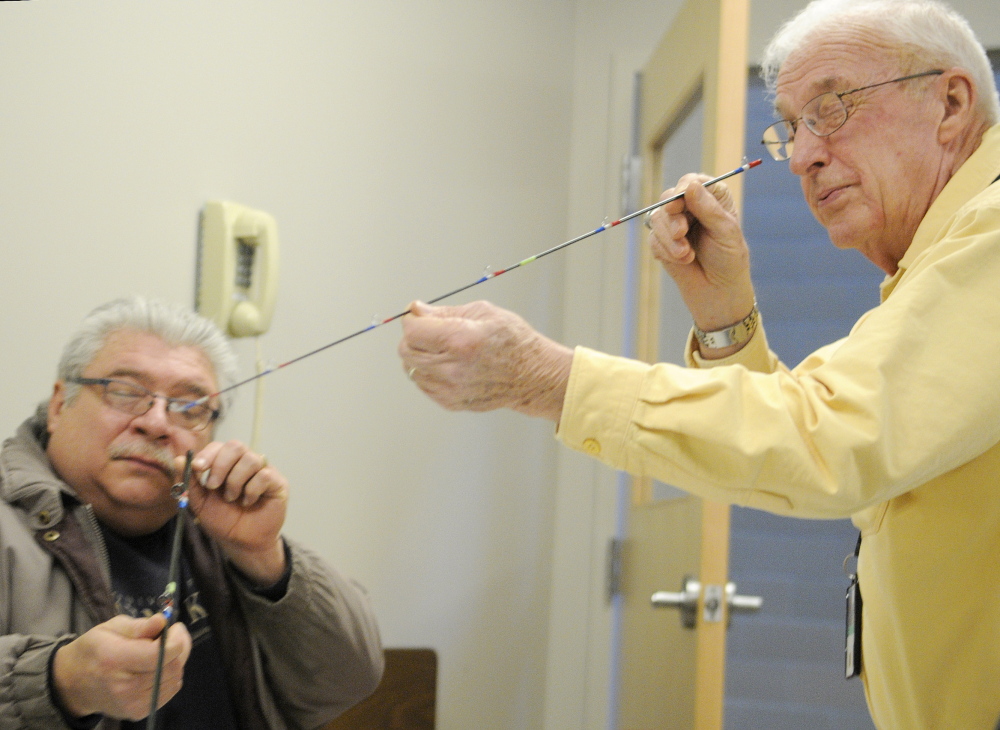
[{"left": 197, "top": 201, "right": 280, "bottom": 338}]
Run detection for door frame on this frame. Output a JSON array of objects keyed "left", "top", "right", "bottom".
[{"left": 620, "top": 0, "right": 749, "bottom": 726}]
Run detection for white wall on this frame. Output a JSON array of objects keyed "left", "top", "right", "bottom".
[{"left": 0, "top": 3, "right": 574, "bottom": 728}]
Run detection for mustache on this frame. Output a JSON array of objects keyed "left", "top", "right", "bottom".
[{"left": 107, "top": 442, "right": 177, "bottom": 479}]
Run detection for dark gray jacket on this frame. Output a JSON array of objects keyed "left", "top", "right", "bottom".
[{"left": 0, "top": 410, "right": 383, "bottom": 729}]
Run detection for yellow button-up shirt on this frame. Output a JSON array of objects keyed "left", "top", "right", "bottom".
[{"left": 558, "top": 125, "right": 1000, "bottom": 728}]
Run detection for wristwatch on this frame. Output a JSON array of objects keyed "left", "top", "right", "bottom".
[{"left": 693, "top": 303, "right": 759, "bottom": 350}]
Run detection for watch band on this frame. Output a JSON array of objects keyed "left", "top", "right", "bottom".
[{"left": 693, "top": 303, "right": 759, "bottom": 350}]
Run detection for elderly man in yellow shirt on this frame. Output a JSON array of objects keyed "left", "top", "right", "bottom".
[{"left": 398, "top": 0, "right": 1000, "bottom": 726}]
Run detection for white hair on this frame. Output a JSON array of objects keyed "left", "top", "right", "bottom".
[
  {"left": 761, "top": 0, "right": 999, "bottom": 125},
  {"left": 57, "top": 296, "right": 239, "bottom": 419}
]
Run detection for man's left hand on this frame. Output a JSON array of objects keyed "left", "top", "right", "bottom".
[{"left": 175, "top": 442, "right": 288, "bottom": 586}]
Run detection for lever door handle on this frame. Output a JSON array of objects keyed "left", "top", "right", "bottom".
[
  {"left": 726, "top": 582, "right": 763, "bottom": 613},
  {"left": 651, "top": 577, "right": 700, "bottom": 629},
  {"left": 650, "top": 577, "right": 762, "bottom": 629}
]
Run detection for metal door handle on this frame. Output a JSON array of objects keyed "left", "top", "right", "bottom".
[
  {"left": 651, "top": 577, "right": 762, "bottom": 629},
  {"left": 726, "top": 582, "right": 763, "bottom": 613},
  {"left": 651, "top": 577, "right": 700, "bottom": 629}
]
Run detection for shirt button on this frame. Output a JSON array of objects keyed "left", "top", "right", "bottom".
[
  {"left": 582, "top": 438, "right": 601, "bottom": 456},
  {"left": 43, "top": 530, "right": 60, "bottom": 542}
]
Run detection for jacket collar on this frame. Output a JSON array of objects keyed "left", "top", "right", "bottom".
[{"left": 0, "top": 405, "right": 80, "bottom": 530}]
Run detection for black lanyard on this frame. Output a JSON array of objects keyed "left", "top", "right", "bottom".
[{"left": 845, "top": 533, "right": 863, "bottom": 679}]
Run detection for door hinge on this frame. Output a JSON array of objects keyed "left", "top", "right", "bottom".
[
  {"left": 620, "top": 154, "right": 643, "bottom": 215},
  {"left": 607, "top": 537, "right": 624, "bottom": 600}
]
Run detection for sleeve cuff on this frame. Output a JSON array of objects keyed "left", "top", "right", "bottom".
[
  {"left": 232, "top": 540, "right": 293, "bottom": 602},
  {"left": 556, "top": 346, "right": 650, "bottom": 471},
  {"left": 684, "top": 322, "right": 777, "bottom": 373},
  {"left": 48, "top": 638, "right": 102, "bottom": 730}
]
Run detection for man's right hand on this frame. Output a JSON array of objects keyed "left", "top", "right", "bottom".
[
  {"left": 52, "top": 613, "right": 192, "bottom": 721},
  {"left": 646, "top": 173, "right": 757, "bottom": 357},
  {"left": 399, "top": 300, "right": 573, "bottom": 422}
]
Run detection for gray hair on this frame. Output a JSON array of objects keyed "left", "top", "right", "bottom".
[
  {"left": 761, "top": 0, "right": 999, "bottom": 125},
  {"left": 58, "top": 296, "right": 239, "bottom": 419}
]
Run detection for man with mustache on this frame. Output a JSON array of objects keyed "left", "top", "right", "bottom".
[
  {"left": 398, "top": 0, "right": 1000, "bottom": 726},
  {"left": 0, "top": 296, "right": 383, "bottom": 729}
]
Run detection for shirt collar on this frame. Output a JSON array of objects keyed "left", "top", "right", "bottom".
[{"left": 880, "top": 123, "right": 1000, "bottom": 302}]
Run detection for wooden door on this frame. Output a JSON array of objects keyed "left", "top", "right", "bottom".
[{"left": 617, "top": 0, "right": 749, "bottom": 728}]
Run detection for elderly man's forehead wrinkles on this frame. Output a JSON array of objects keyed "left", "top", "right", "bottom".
[{"left": 811, "top": 75, "right": 852, "bottom": 94}]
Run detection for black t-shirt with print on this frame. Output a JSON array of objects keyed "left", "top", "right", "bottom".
[{"left": 101, "top": 519, "right": 239, "bottom": 730}]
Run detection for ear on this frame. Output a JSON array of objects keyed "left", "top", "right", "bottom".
[
  {"left": 937, "top": 68, "right": 976, "bottom": 146},
  {"left": 47, "top": 381, "right": 68, "bottom": 434}
]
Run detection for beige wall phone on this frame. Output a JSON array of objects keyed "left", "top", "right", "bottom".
[{"left": 197, "top": 200, "right": 279, "bottom": 338}]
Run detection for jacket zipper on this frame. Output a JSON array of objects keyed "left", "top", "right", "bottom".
[{"left": 79, "top": 503, "right": 113, "bottom": 587}]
